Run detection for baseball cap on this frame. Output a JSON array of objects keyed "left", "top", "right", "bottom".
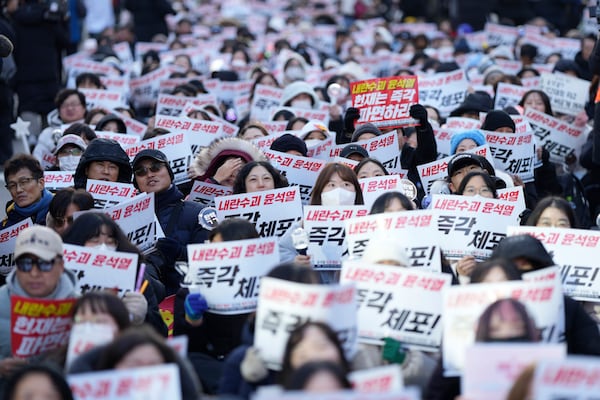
[
  {"left": 15, "top": 226, "right": 63, "bottom": 261},
  {"left": 447, "top": 153, "right": 485, "bottom": 177},
  {"left": 53, "top": 134, "right": 87, "bottom": 155},
  {"left": 340, "top": 144, "right": 369, "bottom": 159}
]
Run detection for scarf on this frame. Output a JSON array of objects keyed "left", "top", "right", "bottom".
[{"left": 12, "top": 189, "right": 53, "bottom": 224}]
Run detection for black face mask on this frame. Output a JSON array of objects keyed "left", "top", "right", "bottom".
[{"left": 484, "top": 335, "right": 532, "bottom": 343}]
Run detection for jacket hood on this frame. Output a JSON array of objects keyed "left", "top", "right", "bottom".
[
  {"left": 6, "top": 268, "right": 78, "bottom": 299},
  {"left": 191, "top": 137, "right": 267, "bottom": 180},
  {"left": 73, "top": 138, "right": 132, "bottom": 188}
]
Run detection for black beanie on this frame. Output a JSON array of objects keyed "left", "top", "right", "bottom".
[
  {"left": 270, "top": 134, "right": 308, "bottom": 156},
  {"left": 481, "top": 110, "right": 516, "bottom": 132}
]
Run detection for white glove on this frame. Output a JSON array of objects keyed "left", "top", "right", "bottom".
[
  {"left": 123, "top": 291, "right": 148, "bottom": 325},
  {"left": 240, "top": 347, "right": 269, "bottom": 383}
]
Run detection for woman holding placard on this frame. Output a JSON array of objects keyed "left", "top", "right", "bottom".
[{"left": 232, "top": 161, "right": 288, "bottom": 194}]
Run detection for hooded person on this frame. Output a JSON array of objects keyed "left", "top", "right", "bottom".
[
  {"left": 94, "top": 113, "right": 127, "bottom": 134},
  {"left": 282, "top": 52, "right": 308, "bottom": 85},
  {"left": 132, "top": 149, "right": 210, "bottom": 295},
  {"left": 190, "top": 137, "right": 267, "bottom": 187},
  {"left": 280, "top": 81, "right": 320, "bottom": 110},
  {"left": 0, "top": 226, "right": 77, "bottom": 377},
  {"left": 73, "top": 138, "right": 132, "bottom": 189},
  {"left": 270, "top": 133, "right": 308, "bottom": 157}
]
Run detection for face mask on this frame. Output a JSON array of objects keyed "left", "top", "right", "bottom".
[
  {"left": 231, "top": 59, "right": 246, "bottom": 68},
  {"left": 291, "top": 99, "right": 312, "bottom": 109},
  {"left": 303, "top": 139, "right": 322, "bottom": 148},
  {"left": 285, "top": 66, "right": 305, "bottom": 81},
  {"left": 90, "top": 243, "right": 117, "bottom": 252},
  {"left": 321, "top": 187, "right": 356, "bottom": 206},
  {"left": 59, "top": 155, "right": 81, "bottom": 171}
]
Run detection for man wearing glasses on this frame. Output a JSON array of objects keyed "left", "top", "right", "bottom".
[
  {"left": 0, "top": 226, "right": 77, "bottom": 378},
  {"left": 132, "top": 149, "right": 210, "bottom": 295},
  {"left": 2, "top": 154, "right": 53, "bottom": 228}
]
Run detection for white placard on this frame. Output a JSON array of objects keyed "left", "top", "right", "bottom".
[
  {"left": 187, "top": 180, "right": 233, "bottom": 207},
  {"left": 329, "top": 131, "right": 403, "bottom": 174},
  {"left": 44, "top": 171, "right": 75, "bottom": 192},
  {"left": 94, "top": 131, "right": 141, "bottom": 148},
  {"left": 0, "top": 218, "right": 33, "bottom": 275},
  {"left": 348, "top": 365, "right": 404, "bottom": 393},
  {"left": 86, "top": 179, "right": 138, "bottom": 209},
  {"left": 359, "top": 175, "right": 412, "bottom": 210},
  {"left": 494, "top": 82, "right": 528, "bottom": 110},
  {"left": 79, "top": 88, "right": 127, "bottom": 110},
  {"left": 66, "top": 323, "right": 114, "bottom": 368},
  {"left": 103, "top": 193, "right": 157, "bottom": 251},
  {"left": 532, "top": 356, "right": 600, "bottom": 400},
  {"left": 540, "top": 73, "right": 589, "bottom": 116},
  {"left": 418, "top": 70, "right": 468, "bottom": 118},
  {"left": 251, "top": 84, "right": 283, "bottom": 122},
  {"left": 484, "top": 130, "right": 535, "bottom": 182}
]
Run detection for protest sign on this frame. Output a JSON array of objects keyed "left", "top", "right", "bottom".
[
  {"left": 341, "top": 261, "right": 451, "bottom": 350},
  {"left": 484, "top": 130, "right": 535, "bottom": 182},
  {"left": 496, "top": 186, "right": 527, "bottom": 215},
  {"left": 79, "top": 88, "right": 127, "bottom": 110},
  {"left": 86, "top": 180, "right": 137, "bottom": 209},
  {"left": 540, "top": 73, "right": 589, "bottom": 116},
  {"left": 263, "top": 149, "right": 325, "bottom": 204},
  {"left": 0, "top": 218, "right": 33, "bottom": 276},
  {"left": 68, "top": 364, "right": 181, "bottom": 400},
  {"left": 463, "top": 343, "right": 566, "bottom": 400},
  {"left": 129, "top": 66, "right": 174, "bottom": 108},
  {"left": 250, "top": 84, "right": 283, "bottom": 121},
  {"left": 154, "top": 115, "right": 224, "bottom": 154},
  {"left": 63, "top": 244, "right": 138, "bottom": 296},
  {"left": 186, "top": 237, "right": 280, "bottom": 314},
  {"left": 524, "top": 108, "right": 587, "bottom": 164},
  {"left": 188, "top": 180, "right": 233, "bottom": 207},
  {"left": 125, "top": 132, "right": 192, "bottom": 185},
  {"left": 431, "top": 194, "right": 520, "bottom": 261},
  {"left": 494, "top": 82, "right": 528, "bottom": 110},
  {"left": 66, "top": 322, "right": 115, "bottom": 368},
  {"left": 94, "top": 131, "right": 141, "bottom": 148},
  {"left": 350, "top": 76, "right": 418, "bottom": 129},
  {"left": 485, "top": 23, "right": 519, "bottom": 46},
  {"left": 418, "top": 70, "right": 468, "bottom": 118},
  {"left": 254, "top": 390, "right": 420, "bottom": 400},
  {"left": 349, "top": 365, "right": 404, "bottom": 393},
  {"left": 329, "top": 131, "right": 403, "bottom": 174},
  {"left": 532, "top": 356, "right": 600, "bottom": 400},
  {"left": 215, "top": 187, "right": 303, "bottom": 237},
  {"left": 103, "top": 193, "right": 156, "bottom": 251},
  {"left": 344, "top": 210, "right": 442, "bottom": 272},
  {"left": 272, "top": 106, "right": 330, "bottom": 127},
  {"left": 11, "top": 296, "right": 76, "bottom": 357},
  {"left": 442, "top": 279, "right": 564, "bottom": 376},
  {"left": 254, "top": 277, "right": 357, "bottom": 369},
  {"left": 304, "top": 206, "right": 369, "bottom": 270},
  {"left": 507, "top": 226, "right": 600, "bottom": 302},
  {"left": 359, "top": 175, "right": 414, "bottom": 210},
  {"left": 44, "top": 171, "right": 75, "bottom": 192}
]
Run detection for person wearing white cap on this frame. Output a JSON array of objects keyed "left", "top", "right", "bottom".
[
  {"left": 52, "top": 134, "right": 87, "bottom": 172},
  {"left": 0, "top": 226, "right": 77, "bottom": 378}
]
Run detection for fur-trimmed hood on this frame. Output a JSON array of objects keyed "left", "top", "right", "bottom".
[{"left": 191, "top": 137, "right": 267, "bottom": 180}]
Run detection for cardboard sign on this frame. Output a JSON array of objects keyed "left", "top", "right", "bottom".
[
  {"left": 418, "top": 70, "right": 468, "bottom": 118},
  {"left": 507, "top": 226, "right": 600, "bottom": 302},
  {"left": 11, "top": 296, "right": 76, "bottom": 357},
  {"left": 431, "top": 194, "right": 520, "bottom": 261},
  {"left": 0, "top": 218, "right": 33, "bottom": 275},
  {"left": 103, "top": 193, "right": 156, "bottom": 251},
  {"left": 304, "top": 206, "right": 369, "bottom": 270},
  {"left": 188, "top": 180, "right": 233, "bottom": 207},
  {"left": 254, "top": 277, "right": 357, "bottom": 369},
  {"left": 250, "top": 84, "right": 283, "bottom": 122},
  {"left": 532, "top": 356, "right": 600, "bottom": 400},
  {"left": 86, "top": 180, "right": 138, "bottom": 209},
  {"left": 442, "top": 280, "right": 564, "bottom": 376},
  {"left": 44, "top": 171, "right": 75, "bottom": 192},
  {"left": 341, "top": 261, "right": 451, "bottom": 350},
  {"left": 215, "top": 187, "right": 303, "bottom": 237},
  {"left": 63, "top": 244, "right": 138, "bottom": 296},
  {"left": 540, "top": 73, "right": 589, "bottom": 116},
  {"left": 344, "top": 210, "right": 442, "bottom": 272},
  {"left": 66, "top": 322, "right": 115, "bottom": 368},
  {"left": 349, "top": 365, "right": 404, "bottom": 393},
  {"left": 359, "top": 175, "right": 413, "bottom": 210},
  {"left": 463, "top": 343, "right": 565, "bottom": 400},
  {"left": 68, "top": 364, "right": 181, "bottom": 400},
  {"left": 524, "top": 108, "right": 587, "bottom": 164},
  {"left": 484, "top": 130, "right": 535, "bottom": 182},
  {"left": 263, "top": 149, "right": 325, "bottom": 204},
  {"left": 125, "top": 133, "right": 192, "bottom": 185},
  {"left": 350, "top": 76, "right": 419, "bottom": 129},
  {"left": 186, "top": 237, "right": 280, "bottom": 314}
]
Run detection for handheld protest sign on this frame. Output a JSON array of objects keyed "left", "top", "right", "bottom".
[
  {"left": 66, "top": 322, "right": 115, "bottom": 368},
  {"left": 348, "top": 365, "right": 404, "bottom": 393},
  {"left": 531, "top": 356, "right": 600, "bottom": 400},
  {"left": 329, "top": 131, "right": 403, "bottom": 174},
  {"left": 483, "top": 130, "right": 535, "bottom": 183},
  {"left": 44, "top": 171, "right": 75, "bottom": 192},
  {"left": 86, "top": 179, "right": 138, "bottom": 209},
  {"left": 418, "top": 70, "right": 468, "bottom": 118},
  {"left": 102, "top": 192, "right": 157, "bottom": 251},
  {"left": 95, "top": 131, "right": 141, "bottom": 148},
  {"left": 0, "top": 218, "right": 33, "bottom": 276},
  {"left": 540, "top": 72, "right": 589, "bottom": 116},
  {"left": 359, "top": 175, "right": 413, "bottom": 210},
  {"left": 185, "top": 237, "right": 280, "bottom": 314},
  {"left": 188, "top": 180, "right": 232, "bottom": 207},
  {"left": 11, "top": 296, "right": 76, "bottom": 358}
]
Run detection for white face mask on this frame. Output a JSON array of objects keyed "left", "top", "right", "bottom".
[
  {"left": 59, "top": 155, "right": 81, "bottom": 171},
  {"left": 90, "top": 243, "right": 117, "bottom": 252},
  {"left": 291, "top": 99, "right": 312, "bottom": 109},
  {"left": 231, "top": 59, "right": 246, "bottom": 68},
  {"left": 303, "top": 139, "right": 322, "bottom": 148},
  {"left": 321, "top": 187, "right": 356, "bottom": 206},
  {"left": 285, "top": 66, "right": 305, "bottom": 81}
]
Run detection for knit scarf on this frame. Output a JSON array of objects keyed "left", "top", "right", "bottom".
[{"left": 12, "top": 189, "right": 53, "bottom": 224}]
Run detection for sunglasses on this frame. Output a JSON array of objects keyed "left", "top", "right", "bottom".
[
  {"left": 15, "top": 257, "right": 59, "bottom": 273},
  {"left": 134, "top": 162, "right": 164, "bottom": 177}
]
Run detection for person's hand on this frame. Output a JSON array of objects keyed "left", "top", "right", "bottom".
[
  {"left": 184, "top": 292, "right": 208, "bottom": 325},
  {"left": 456, "top": 255, "right": 476, "bottom": 277},
  {"left": 0, "top": 357, "right": 26, "bottom": 377},
  {"left": 574, "top": 110, "right": 589, "bottom": 127},
  {"left": 123, "top": 292, "right": 148, "bottom": 325},
  {"left": 213, "top": 157, "right": 244, "bottom": 184},
  {"left": 344, "top": 107, "right": 361, "bottom": 133},
  {"left": 241, "top": 347, "right": 269, "bottom": 382},
  {"left": 329, "top": 104, "right": 342, "bottom": 120},
  {"left": 511, "top": 174, "right": 524, "bottom": 187},
  {"left": 409, "top": 103, "right": 428, "bottom": 125},
  {"left": 294, "top": 254, "right": 312, "bottom": 267}
]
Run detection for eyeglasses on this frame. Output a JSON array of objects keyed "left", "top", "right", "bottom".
[
  {"left": 58, "top": 148, "right": 83, "bottom": 157},
  {"left": 15, "top": 257, "right": 59, "bottom": 273},
  {"left": 463, "top": 187, "right": 493, "bottom": 196},
  {"left": 134, "top": 162, "right": 164, "bottom": 177},
  {"left": 60, "top": 101, "right": 83, "bottom": 110},
  {"left": 5, "top": 177, "right": 38, "bottom": 192},
  {"left": 54, "top": 215, "right": 74, "bottom": 228}
]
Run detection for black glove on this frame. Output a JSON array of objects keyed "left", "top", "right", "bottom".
[
  {"left": 409, "top": 104, "right": 428, "bottom": 125},
  {"left": 154, "top": 237, "right": 183, "bottom": 267},
  {"left": 344, "top": 107, "right": 361, "bottom": 133}
]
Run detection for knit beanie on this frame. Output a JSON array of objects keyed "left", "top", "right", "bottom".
[
  {"left": 449, "top": 129, "right": 486, "bottom": 155},
  {"left": 351, "top": 123, "right": 382, "bottom": 142},
  {"left": 481, "top": 110, "right": 516, "bottom": 132},
  {"left": 270, "top": 134, "right": 308, "bottom": 156}
]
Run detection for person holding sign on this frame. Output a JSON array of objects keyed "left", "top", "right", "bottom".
[
  {"left": 0, "top": 226, "right": 77, "bottom": 381},
  {"left": 284, "top": 361, "right": 352, "bottom": 392},
  {"left": 132, "top": 149, "right": 210, "bottom": 296},
  {"left": 2, "top": 154, "right": 53, "bottom": 228}
]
